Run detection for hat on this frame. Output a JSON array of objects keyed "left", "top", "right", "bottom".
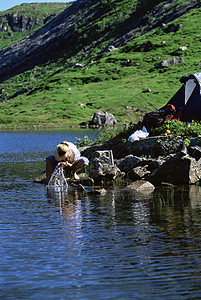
[{"left": 54, "top": 142, "right": 69, "bottom": 161}]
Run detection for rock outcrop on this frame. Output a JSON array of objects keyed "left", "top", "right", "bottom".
[
  {"left": 0, "top": 3, "right": 68, "bottom": 33},
  {"left": 4, "top": 14, "right": 40, "bottom": 32}
]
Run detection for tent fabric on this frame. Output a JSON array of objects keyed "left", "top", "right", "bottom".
[{"left": 166, "top": 72, "right": 201, "bottom": 122}]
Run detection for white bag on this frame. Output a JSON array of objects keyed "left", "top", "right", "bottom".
[{"left": 128, "top": 126, "right": 149, "bottom": 142}]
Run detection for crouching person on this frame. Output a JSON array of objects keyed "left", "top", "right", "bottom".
[{"left": 46, "top": 141, "right": 89, "bottom": 184}]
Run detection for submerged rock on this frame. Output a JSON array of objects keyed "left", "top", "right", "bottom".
[{"left": 125, "top": 180, "right": 155, "bottom": 192}]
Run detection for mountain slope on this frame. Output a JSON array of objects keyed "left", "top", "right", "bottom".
[
  {"left": 0, "top": 0, "right": 200, "bottom": 129},
  {"left": 0, "top": 0, "right": 200, "bottom": 83}
]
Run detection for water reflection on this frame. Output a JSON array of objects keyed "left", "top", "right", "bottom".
[
  {"left": 46, "top": 185, "right": 201, "bottom": 246},
  {"left": 44, "top": 185, "right": 201, "bottom": 298},
  {"left": 1, "top": 130, "right": 201, "bottom": 299}
]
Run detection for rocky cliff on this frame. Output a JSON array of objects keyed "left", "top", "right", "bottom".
[
  {"left": 0, "top": 13, "right": 40, "bottom": 32},
  {"left": 0, "top": 0, "right": 200, "bottom": 83},
  {"left": 0, "top": 3, "right": 69, "bottom": 33}
]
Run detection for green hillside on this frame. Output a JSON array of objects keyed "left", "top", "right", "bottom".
[{"left": 0, "top": 0, "right": 200, "bottom": 130}]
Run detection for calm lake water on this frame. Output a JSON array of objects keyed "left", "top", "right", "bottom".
[{"left": 0, "top": 130, "right": 201, "bottom": 300}]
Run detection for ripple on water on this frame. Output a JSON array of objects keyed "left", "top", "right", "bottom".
[{"left": 0, "top": 131, "right": 201, "bottom": 299}]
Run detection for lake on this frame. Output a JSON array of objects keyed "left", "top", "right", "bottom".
[{"left": 0, "top": 130, "right": 201, "bottom": 299}]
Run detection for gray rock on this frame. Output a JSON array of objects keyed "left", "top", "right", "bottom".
[
  {"left": 189, "top": 136, "right": 201, "bottom": 147},
  {"left": 126, "top": 157, "right": 165, "bottom": 181},
  {"left": 125, "top": 135, "right": 184, "bottom": 158},
  {"left": 178, "top": 46, "right": 187, "bottom": 51},
  {"left": 80, "top": 144, "right": 104, "bottom": 159},
  {"left": 158, "top": 57, "right": 184, "bottom": 67},
  {"left": 89, "top": 150, "right": 121, "bottom": 183},
  {"left": 91, "top": 111, "right": 117, "bottom": 127},
  {"left": 127, "top": 165, "right": 150, "bottom": 181},
  {"left": 107, "top": 45, "right": 118, "bottom": 52},
  {"left": 89, "top": 188, "right": 107, "bottom": 195},
  {"left": 125, "top": 180, "right": 155, "bottom": 192},
  {"left": 142, "top": 88, "right": 152, "bottom": 93},
  {"left": 188, "top": 146, "right": 201, "bottom": 160},
  {"left": 148, "top": 153, "right": 201, "bottom": 185},
  {"left": 163, "top": 23, "right": 183, "bottom": 33},
  {"left": 116, "top": 155, "right": 142, "bottom": 172},
  {"left": 188, "top": 136, "right": 201, "bottom": 160},
  {"left": 74, "top": 63, "right": 84, "bottom": 68}
]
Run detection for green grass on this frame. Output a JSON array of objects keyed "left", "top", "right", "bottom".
[{"left": 0, "top": 2, "right": 200, "bottom": 129}]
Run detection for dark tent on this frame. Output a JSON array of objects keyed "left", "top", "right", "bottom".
[{"left": 166, "top": 72, "right": 201, "bottom": 122}]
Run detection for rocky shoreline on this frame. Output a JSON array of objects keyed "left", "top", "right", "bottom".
[
  {"left": 35, "top": 133, "right": 201, "bottom": 194},
  {"left": 79, "top": 134, "right": 201, "bottom": 191}
]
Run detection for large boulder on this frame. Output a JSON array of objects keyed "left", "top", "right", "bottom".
[
  {"left": 117, "top": 156, "right": 165, "bottom": 182},
  {"left": 90, "top": 111, "right": 117, "bottom": 127},
  {"left": 124, "top": 135, "right": 184, "bottom": 158},
  {"left": 147, "top": 152, "right": 201, "bottom": 186},
  {"left": 89, "top": 150, "right": 121, "bottom": 184}
]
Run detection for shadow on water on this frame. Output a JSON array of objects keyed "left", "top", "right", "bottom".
[{"left": 150, "top": 185, "right": 201, "bottom": 241}]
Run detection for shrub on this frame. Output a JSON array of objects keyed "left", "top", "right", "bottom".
[
  {"left": 75, "top": 135, "right": 97, "bottom": 147},
  {"left": 151, "top": 120, "right": 201, "bottom": 137}
]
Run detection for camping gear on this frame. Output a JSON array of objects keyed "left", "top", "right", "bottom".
[
  {"left": 142, "top": 106, "right": 176, "bottom": 131},
  {"left": 47, "top": 165, "right": 68, "bottom": 188},
  {"left": 165, "top": 72, "right": 201, "bottom": 122}
]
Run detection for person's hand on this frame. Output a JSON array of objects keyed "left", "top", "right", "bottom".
[{"left": 59, "top": 161, "right": 72, "bottom": 167}]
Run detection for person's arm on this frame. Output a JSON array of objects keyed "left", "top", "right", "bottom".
[
  {"left": 46, "top": 158, "right": 53, "bottom": 184},
  {"left": 59, "top": 161, "right": 74, "bottom": 167}
]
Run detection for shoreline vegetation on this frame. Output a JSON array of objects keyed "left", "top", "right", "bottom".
[
  {"left": 0, "top": 122, "right": 119, "bottom": 132},
  {"left": 0, "top": 120, "right": 200, "bottom": 150}
]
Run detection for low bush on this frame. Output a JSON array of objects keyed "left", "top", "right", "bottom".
[{"left": 151, "top": 119, "right": 201, "bottom": 137}]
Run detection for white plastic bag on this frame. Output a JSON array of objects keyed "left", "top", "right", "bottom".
[{"left": 128, "top": 126, "right": 149, "bottom": 142}]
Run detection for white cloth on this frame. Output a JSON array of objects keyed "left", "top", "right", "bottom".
[
  {"left": 128, "top": 126, "right": 149, "bottom": 142},
  {"left": 67, "top": 142, "right": 80, "bottom": 160}
]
